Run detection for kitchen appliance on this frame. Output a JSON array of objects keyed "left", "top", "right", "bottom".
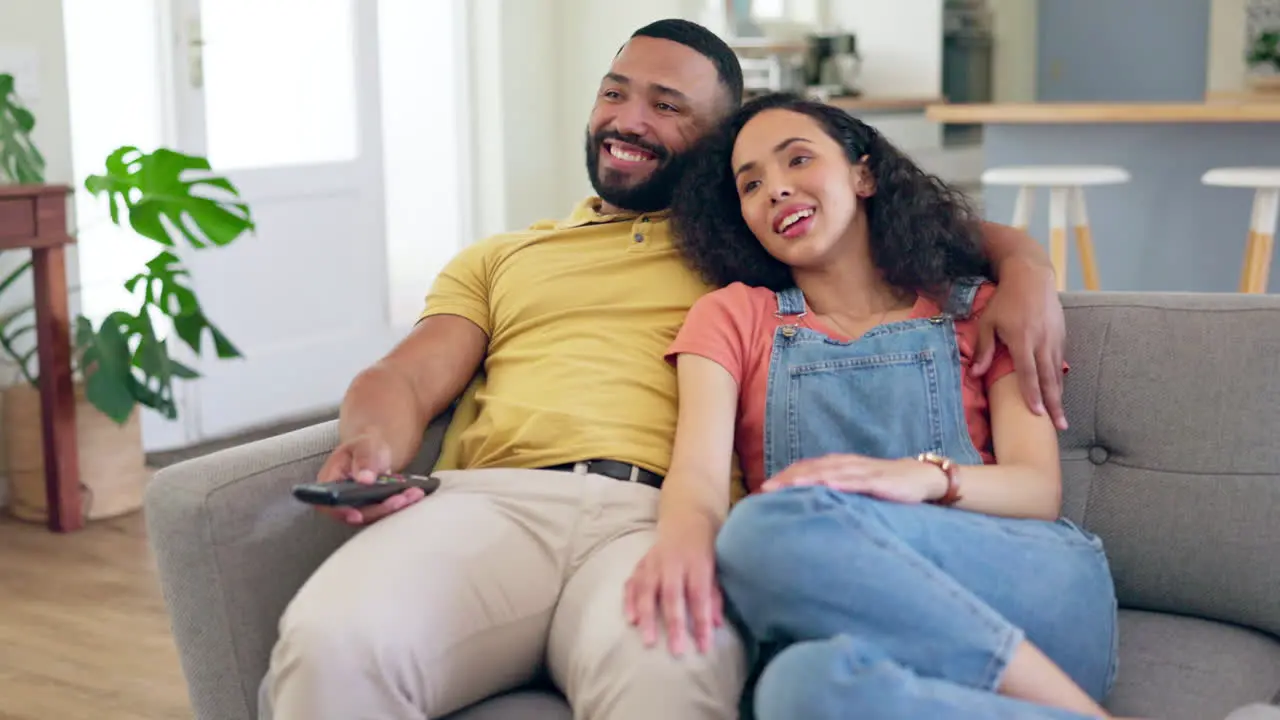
[
  {"left": 943, "top": 0, "right": 994, "bottom": 104},
  {"left": 739, "top": 50, "right": 807, "bottom": 94},
  {"left": 804, "top": 32, "right": 861, "bottom": 97}
]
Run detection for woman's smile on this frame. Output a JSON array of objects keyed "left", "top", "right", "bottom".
[{"left": 773, "top": 204, "right": 817, "bottom": 239}]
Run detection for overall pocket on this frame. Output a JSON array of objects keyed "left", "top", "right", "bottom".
[{"left": 785, "top": 350, "right": 945, "bottom": 462}]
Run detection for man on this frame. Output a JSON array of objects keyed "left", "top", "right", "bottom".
[{"left": 262, "top": 18, "right": 1068, "bottom": 720}]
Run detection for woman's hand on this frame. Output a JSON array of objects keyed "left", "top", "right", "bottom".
[
  {"left": 761, "top": 454, "right": 948, "bottom": 504},
  {"left": 624, "top": 514, "right": 723, "bottom": 657}
]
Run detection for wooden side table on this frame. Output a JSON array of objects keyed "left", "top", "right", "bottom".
[{"left": 0, "top": 184, "right": 82, "bottom": 532}]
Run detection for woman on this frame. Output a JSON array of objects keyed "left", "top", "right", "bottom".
[{"left": 623, "top": 93, "right": 1126, "bottom": 719}]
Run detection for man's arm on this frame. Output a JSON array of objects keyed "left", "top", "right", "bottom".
[
  {"left": 977, "top": 220, "right": 1054, "bottom": 277},
  {"left": 338, "top": 315, "right": 487, "bottom": 472},
  {"left": 315, "top": 240, "right": 493, "bottom": 527},
  {"left": 972, "top": 221, "right": 1070, "bottom": 431}
]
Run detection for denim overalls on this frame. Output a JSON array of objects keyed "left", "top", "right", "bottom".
[{"left": 715, "top": 279, "right": 1119, "bottom": 720}]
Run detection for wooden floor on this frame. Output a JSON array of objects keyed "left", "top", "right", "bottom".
[{"left": 0, "top": 510, "right": 190, "bottom": 719}]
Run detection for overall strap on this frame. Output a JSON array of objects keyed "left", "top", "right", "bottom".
[
  {"left": 941, "top": 276, "right": 987, "bottom": 319},
  {"left": 774, "top": 287, "right": 806, "bottom": 318}
]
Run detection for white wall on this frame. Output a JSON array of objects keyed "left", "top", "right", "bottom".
[
  {"left": 494, "top": 0, "right": 564, "bottom": 230},
  {"left": 378, "top": 0, "right": 470, "bottom": 328},
  {"left": 466, "top": 0, "right": 562, "bottom": 238},
  {"left": 826, "top": 0, "right": 944, "bottom": 98},
  {"left": 989, "top": 0, "right": 1038, "bottom": 102},
  {"left": 62, "top": 0, "right": 168, "bottom": 330},
  {"left": 1207, "top": 0, "right": 1249, "bottom": 94}
]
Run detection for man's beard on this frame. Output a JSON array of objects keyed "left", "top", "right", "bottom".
[{"left": 584, "top": 129, "right": 690, "bottom": 213}]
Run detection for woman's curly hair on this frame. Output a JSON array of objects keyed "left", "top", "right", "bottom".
[{"left": 671, "top": 92, "right": 991, "bottom": 297}]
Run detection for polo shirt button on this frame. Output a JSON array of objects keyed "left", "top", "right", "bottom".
[
  {"left": 1088, "top": 446, "right": 1109, "bottom": 465},
  {"left": 633, "top": 233, "right": 644, "bottom": 242}
]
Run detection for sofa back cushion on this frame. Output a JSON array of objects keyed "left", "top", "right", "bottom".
[{"left": 1058, "top": 292, "right": 1280, "bottom": 639}]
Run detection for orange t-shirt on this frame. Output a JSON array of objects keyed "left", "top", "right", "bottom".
[{"left": 665, "top": 281, "right": 1018, "bottom": 494}]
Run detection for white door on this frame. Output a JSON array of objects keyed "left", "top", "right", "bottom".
[{"left": 151, "top": 0, "right": 400, "bottom": 448}]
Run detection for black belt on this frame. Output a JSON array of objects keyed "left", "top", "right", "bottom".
[{"left": 542, "top": 459, "right": 664, "bottom": 489}]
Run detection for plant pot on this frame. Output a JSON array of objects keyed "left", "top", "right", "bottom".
[
  {"left": 1246, "top": 74, "right": 1280, "bottom": 94},
  {"left": 2, "top": 381, "right": 152, "bottom": 523}
]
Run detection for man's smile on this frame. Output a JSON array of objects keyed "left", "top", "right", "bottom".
[{"left": 601, "top": 139, "right": 661, "bottom": 173}]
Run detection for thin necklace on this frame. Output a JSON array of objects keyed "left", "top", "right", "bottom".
[{"left": 821, "top": 306, "right": 890, "bottom": 338}]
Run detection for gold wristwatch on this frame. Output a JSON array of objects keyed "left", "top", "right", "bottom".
[{"left": 917, "top": 452, "right": 962, "bottom": 506}]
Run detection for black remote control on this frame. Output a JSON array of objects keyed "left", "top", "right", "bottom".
[{"left": 292, "top": 473, "right": 442, "bottom": 508}]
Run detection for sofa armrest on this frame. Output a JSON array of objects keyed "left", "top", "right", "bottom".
[{"left": 144, "top": 412, "right": 452, "bottom": 720}]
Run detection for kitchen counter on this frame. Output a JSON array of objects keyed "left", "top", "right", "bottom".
[
  {"left": 938, "top": 100, "right": 1280, "bottom": 293},
  {"left": 830, "top": 95, "right": 945, "bottom": 114},
  {"left": 925, "top": 101, "right": 1280, "bottom": 124},
  {"left": 817, "top": 96, "right": 980, "bottom": 186},
  {"left": 739, "top": 92, "right": 945, "bottom": 114}
]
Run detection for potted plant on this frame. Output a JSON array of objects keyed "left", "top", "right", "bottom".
[
  {"left": 0, "top": 71, "right": 252, "bottom": 522},
  {"left": 1246, "top": 28, "right": 1280, "bottom": 92},
  {"left": 0, "top": 73, "right": 43, "bottom": 184}
]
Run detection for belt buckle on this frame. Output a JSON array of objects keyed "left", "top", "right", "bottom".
[{"left": 574, "top": 460, "right": 642, "bottom": 482}]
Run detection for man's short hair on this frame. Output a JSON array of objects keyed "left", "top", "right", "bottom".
[{"left": 629, "top": 19, "right": 744, "bottom": 109}]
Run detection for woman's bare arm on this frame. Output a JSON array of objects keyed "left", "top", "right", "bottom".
[
  {"left": 658, "top": 353, "right": 741, "bottom": 533},
  {"left": 945, "top": 373, "right": 1064, "bottom": 521},
  {"left": 625, "top": 352, "right": 740, "bottom": 656}
]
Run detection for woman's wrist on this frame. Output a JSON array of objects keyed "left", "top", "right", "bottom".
[{"left": 915, "top": 453, "right": 963, "bottom": 505}]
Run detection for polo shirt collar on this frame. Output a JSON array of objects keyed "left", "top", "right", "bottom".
[{"left": 556, "top": 196, "right": 671, "bottom": 229}]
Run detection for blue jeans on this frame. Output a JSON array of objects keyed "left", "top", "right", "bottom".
[{"left": 715, "top": 487, "right": 1118, "bottom": 720}]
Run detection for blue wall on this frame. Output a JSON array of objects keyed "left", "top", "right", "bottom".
[
  {"left": 1036, "top": 0, "right": 1211, "bottom": 102},
  {"left": 982, "top": 0, "right": 1270, "bottom": 294},
  {"left": 982, "top": 123, "right": 1280, "bottom": 293}
]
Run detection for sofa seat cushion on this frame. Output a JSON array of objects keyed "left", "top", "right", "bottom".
[{"left": 1106, "top": 610, "right": 1280, "bottom": 720}]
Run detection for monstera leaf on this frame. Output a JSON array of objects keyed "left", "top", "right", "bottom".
[
  {"left": 84, "top": 145, "right": 254, "bottom": 249},
  {"left": 125, "top": 250, "right": 241, "bottom": 359},
  {"left": 74, "top": 249, "right": 242, "bottom": 425},
  {"left": 65, "top": 150, "right": 255, "bottom": 425},
  {"left": 0, "top": 73, "right": 45, "bottom": 184},
  {"left": 76, "top": 313, "right": 147, "bottom": 424}
]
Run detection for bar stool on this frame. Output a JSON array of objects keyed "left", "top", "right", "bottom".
[
  {"left": 981, "top": 166, "right": 1131, "bottom": 291},
  {"left": 1201, "top": 167, "right": 1280, "bottom": 294}
]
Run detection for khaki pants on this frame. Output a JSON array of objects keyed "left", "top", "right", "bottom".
[{"left": 261, "top": 468, "right": 747, "bottom": 719}]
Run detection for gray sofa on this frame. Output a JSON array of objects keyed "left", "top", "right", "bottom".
[{"left": 146, "top": 292, "right": 1280, "bottom": 720}]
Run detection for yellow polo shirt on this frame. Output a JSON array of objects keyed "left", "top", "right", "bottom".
[{"left": 422, "top": 197, "right": 715, "bottom": 476}]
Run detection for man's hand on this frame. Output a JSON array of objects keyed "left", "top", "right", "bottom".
[
  {"left": 314, "top": 432, "right": 429, "bottom": 525},
  {"left": 973, "top": 260, "right": 1069, "bottom": 430},
  {"left": 624, "top": 515, "right": 723, "bottom": 656}
]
